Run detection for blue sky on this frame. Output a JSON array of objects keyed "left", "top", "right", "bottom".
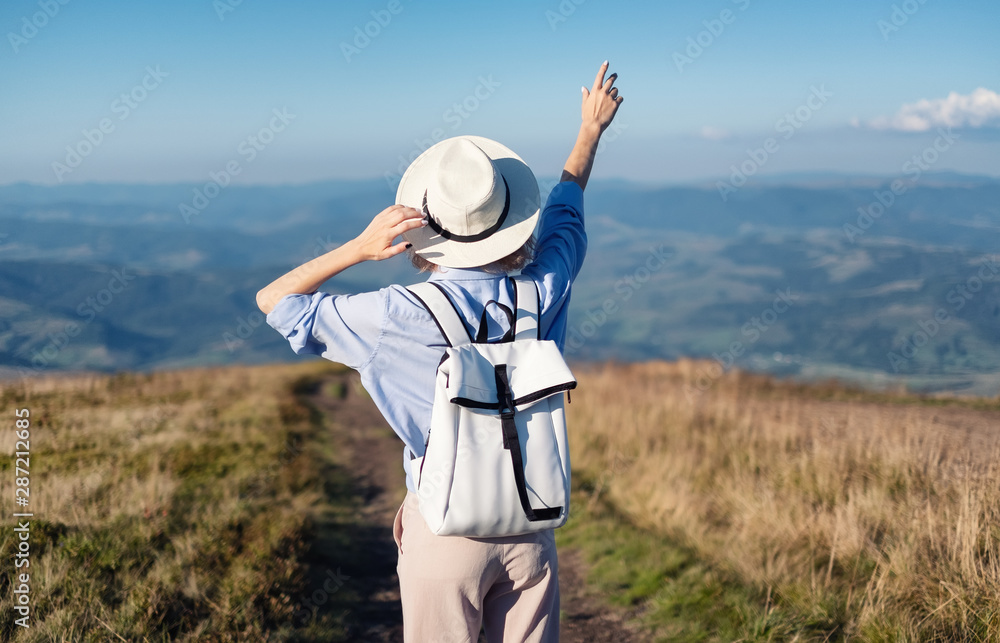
[{"left": 1, "top": 0, "right": 998, "bottom": 185}]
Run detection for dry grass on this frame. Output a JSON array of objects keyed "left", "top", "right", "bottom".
[
  {"left": 567, "top": 359, "right": 1000, "bottom": 640},
  {"left": 4, "top": 357, "right": 999, "bottom": 640},
  {"left": 0, "top": 361, "right": 351, "bottom": 641}
]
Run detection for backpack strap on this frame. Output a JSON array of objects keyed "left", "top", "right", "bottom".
[
  {"left": 409, "top": 278, "right": 539, "bottom": 346},
  {"left": 512, "top": 277, "right": 540, "bottom": 341},
  {"left": 475, "top": 302, "right": 515, "bottom": 344},
  {"left": 407, "top": 282, "right": 473, "bottom": 347},
  {"left": 495, "top": 364, "right": 562, "bottom": 522}
]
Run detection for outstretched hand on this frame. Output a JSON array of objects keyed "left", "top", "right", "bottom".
[
  {"left": 561, "top": 60, "right": 624, "bottom": 191},
  {"left": 580, "top": 61, "right": 623, "bottom": 133},
  {"left": 353, "top": 205, "right": 427, "bottom": 261}
]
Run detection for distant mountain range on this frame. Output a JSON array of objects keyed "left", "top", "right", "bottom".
[{"left": 2, "top": 173, "right": 999, "bottom": 394}]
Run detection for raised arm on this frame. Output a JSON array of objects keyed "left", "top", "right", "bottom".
[
  {"left": 256, "top": 204, "right": 425, "bottom": 315},
  {"left": 560, "top": 61, "right": 624, "bottom": 191}
]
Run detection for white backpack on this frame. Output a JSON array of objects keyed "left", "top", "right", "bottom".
[{"left": 406, "top": 276, "right": 576, "bottom": 537}]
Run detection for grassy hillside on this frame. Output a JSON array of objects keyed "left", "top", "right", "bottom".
[
  {"left": 2, "top": 359, "right": 999, "bottom": 641},
  {"left": 565, "top": 360, "right": 1000, "bottom": 640},
  {"left": 0, "top": 361, "right": 367, "bottom": 641}
]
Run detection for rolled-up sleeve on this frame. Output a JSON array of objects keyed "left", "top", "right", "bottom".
[{"left": 265, "top": 289, "right": 387, "bottom": 370}]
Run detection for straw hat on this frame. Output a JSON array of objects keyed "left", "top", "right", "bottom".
[{"left": 396, "top": 135, "right": 540, "bottom": 269}]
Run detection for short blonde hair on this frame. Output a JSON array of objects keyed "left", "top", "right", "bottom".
[{"left": 409, "top": 236, "right": 537, "bottom": 274}]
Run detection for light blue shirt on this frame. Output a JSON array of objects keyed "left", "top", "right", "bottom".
[{"left": 265, "top": 181, "right": 586, "bottom": 493}]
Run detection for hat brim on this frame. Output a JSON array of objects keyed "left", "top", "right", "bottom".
[{"left": 396, "top": 135, "right": 540, "bottom": 269}]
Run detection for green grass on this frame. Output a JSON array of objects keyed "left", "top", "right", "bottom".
[{"left": 556, "top": 474, "right": 857, "bottom": 642}]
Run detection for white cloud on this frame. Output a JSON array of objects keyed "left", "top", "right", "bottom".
[
  {"left": 868, "top": 87, "right": 1000, "bottom": 132},
  {"left": 699, "top": 125, "right": 731, "bottom": 141}
]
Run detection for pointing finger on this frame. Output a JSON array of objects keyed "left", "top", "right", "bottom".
[{"left": 591, "top": 60, "right": 609, "bottom": 93}]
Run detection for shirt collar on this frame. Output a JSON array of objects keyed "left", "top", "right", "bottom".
[{"left": 427, "top": 266, "right": 503, "bottom": 282}]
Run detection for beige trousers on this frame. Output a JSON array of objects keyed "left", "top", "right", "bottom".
[{"left": 392, "top": 491, "right": 560, "bottom": 643}]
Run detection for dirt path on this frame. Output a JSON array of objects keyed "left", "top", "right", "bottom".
[{"left": 305, "top": 371, "right": 647, "bottom": 642}]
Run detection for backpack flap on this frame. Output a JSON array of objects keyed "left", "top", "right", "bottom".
[{"left": 444, "top": 339, "right": 576, "bottom": 413}]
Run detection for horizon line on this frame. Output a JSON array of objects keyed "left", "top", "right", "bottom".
[{"left": 1, "top": 169, "right": 999, "bottom": 191}]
